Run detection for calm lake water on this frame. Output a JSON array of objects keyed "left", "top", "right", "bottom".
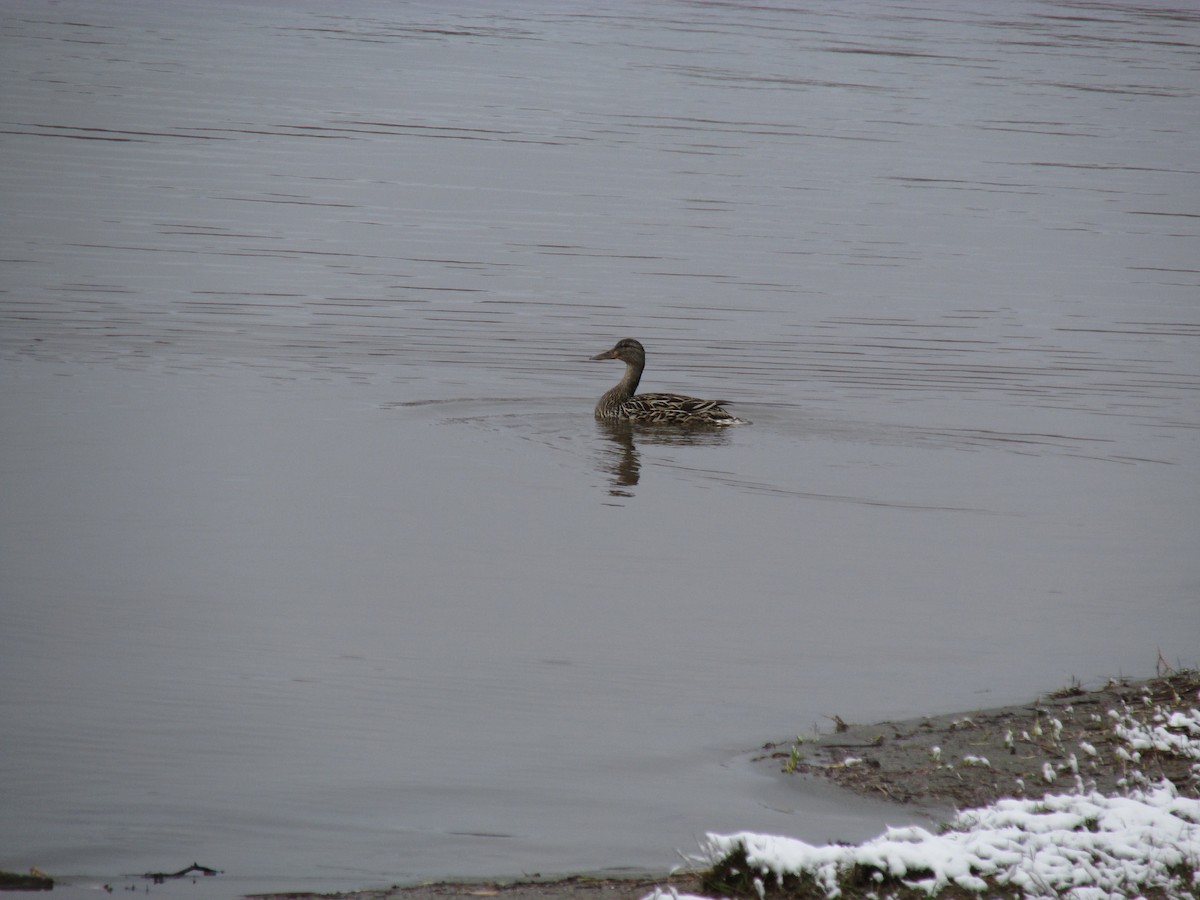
[{"left": 2, "top": 0, "right": 1198, "bottom": 895}]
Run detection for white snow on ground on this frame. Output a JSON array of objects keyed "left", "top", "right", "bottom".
[
  {"left": 652, "top": 692, "right": 1200, "bottom": 899},
  {"left": 703, "top": 785, "right": 1198, "bottom": 898}
]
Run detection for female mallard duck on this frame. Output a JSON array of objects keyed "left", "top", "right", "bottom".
[{"left": 590, "top": 338, "right": 747, "bottom": 425}]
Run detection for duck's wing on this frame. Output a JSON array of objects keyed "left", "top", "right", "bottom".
[{"left": 625, "top": 393, "right": 745, "bottom": 425}]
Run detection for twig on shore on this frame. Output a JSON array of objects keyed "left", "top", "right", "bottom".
[{"left": 144, "top": 862, "right": 222, "bottom": 884}]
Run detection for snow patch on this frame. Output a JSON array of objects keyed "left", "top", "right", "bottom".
[{"left": 700, "top": 784, "right": 1198, "bottom": 899}]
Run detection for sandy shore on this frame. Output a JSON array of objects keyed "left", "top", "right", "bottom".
[
  {"left": 244, "top": 873, "right": 709, "bottom": 900},
  {"left": 232, "top": 670, "right": 1195, "bottom": 900},
  {"left": 757, "top": 668, "right": 1199, "bottom": 811}
]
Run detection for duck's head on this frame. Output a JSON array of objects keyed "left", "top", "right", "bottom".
[{"left": 590, "top": 338, "right": 645, "bottom": 364}]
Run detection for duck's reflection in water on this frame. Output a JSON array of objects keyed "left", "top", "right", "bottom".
[{"left": 593, "top": 419, "right": 732, "bottom": 496}]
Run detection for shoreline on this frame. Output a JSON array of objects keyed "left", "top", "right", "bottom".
[
  {"left": 11, "top": 672, "right": 1194, "bottom": 899},
  {"left": 755, "top": 668, "right": 1199, "bottom": 811},
  {"left": 244, "top": 872, "right": 709, "bottom": 900},
  {"left": 241, "top": 670, "right": 1198, "bottom": 900}
]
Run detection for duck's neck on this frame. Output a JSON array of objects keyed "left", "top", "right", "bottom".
[{"left": 596, "top": 359, "right": 643, "bottom": 416}]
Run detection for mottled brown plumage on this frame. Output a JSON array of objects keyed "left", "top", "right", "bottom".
[{"left": 589, "top": 338, "right": 747, "bottom": 426}]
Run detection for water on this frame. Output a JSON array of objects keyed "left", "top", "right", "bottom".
[{"left": 2, "top": 1, "right": 1198, "bottom": 895}]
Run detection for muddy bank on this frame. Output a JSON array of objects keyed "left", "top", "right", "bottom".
[
  {"left": 0, "top": 869, "right": 53, "bottom": 891},
  {"left": 757, "top": 669, "right": 1199, "bottom": 811},
  {"left": 245, "top": 873, "right": 704, "bottom": 900}
]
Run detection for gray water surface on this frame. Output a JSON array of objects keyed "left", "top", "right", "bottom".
[{"left": 2, "top": 1, "right": 1198, "bottom": 896}]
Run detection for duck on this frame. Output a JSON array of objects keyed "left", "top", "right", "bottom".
[{"left": 589, "top": 338, "right": 747, "bottom": 425}]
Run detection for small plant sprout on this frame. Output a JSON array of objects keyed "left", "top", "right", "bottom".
[
  {"left": 784, "top": 737, "right": 804, "bottom": 775},
  {"left": 1079, "top": 740, "right": 1097, "bottom": 757},
  {"left": 962, "top": 755, "right": 991, "bottom": 768},
  {"left": 1042, "top": 762, "right": 1057, "bottom": 783},
  {"left": 1004, "top": 729, "right": 1014, "bottom": 752},
  {"left": 930, "top": 745, "right": 941, "bottom": 763}
]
